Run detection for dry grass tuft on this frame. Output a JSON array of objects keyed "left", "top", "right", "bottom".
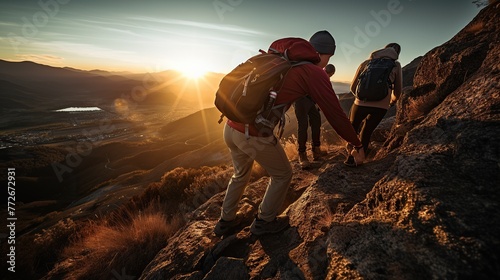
[
  {"left": 282, "top": 135, "right": 299, "bottom": 161},
  {"left": 406, "top": 94, "right": 441, "bottom": 121},
  {"left": 138, "top": 166, "right": 232, "bottom": 214},
  {"left": 465, "top": 21, "right": 485, "bottom": 35},
  {"left": 63, "top": 210, "right": 183, "bottom": 279}
]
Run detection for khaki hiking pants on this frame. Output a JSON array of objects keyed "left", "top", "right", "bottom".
[{"left": 221, "top": 123, "right": 293, "bottom": 222}]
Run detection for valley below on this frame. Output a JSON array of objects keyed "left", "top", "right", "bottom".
[{"left": 0, "top": 102, "right": 229, "bottom": 235}]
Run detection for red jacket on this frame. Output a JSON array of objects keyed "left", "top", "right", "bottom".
[{"left": 228, "top": 38, "right": 362, "bottom": 147}]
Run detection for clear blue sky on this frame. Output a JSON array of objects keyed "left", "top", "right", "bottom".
[{"left": 0, "top": 0, "right": 481, "bottom": 82}]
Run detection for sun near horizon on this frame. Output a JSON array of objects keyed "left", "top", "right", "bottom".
[{"left": 178, "top": 65, "right": 209, "bottom": 79}]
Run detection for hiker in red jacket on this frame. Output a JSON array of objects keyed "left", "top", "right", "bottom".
[{"left": 214, "top": 30, "right": 364, "bottom": 236}]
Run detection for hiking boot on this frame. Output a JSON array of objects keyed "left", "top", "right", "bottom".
[
  {"left": 250, "top": 216, "right": 290, "bottom": 236},
  {"left": 214, "top": 216, "right": 242, "bottom": 236},
  {"left": 298, "top": 152, "right": 310, "bottom": 169},
  {"left": 343, "top": 155, "right": 357, "bottom": 167},
  {"left": 312, "top": 146, "right": 326, "bottom": 161}
]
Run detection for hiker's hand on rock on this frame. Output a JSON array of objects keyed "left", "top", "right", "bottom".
[
  {"left": 345, "top": 143, "right": 353, "bottom": 154},
  {"left": 351, "top": 146, "right": 365, "bottom": 165}
]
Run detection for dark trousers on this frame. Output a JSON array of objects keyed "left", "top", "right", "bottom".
[
  {"left": 294, "top": 97, "right": 321, "bottom": 153},
  {"left": 349, "top": 104, "right": 387, "bottom": 152}
]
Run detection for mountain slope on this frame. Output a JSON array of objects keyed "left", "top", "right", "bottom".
[{"left": 0, "top": 60, "right": 142, "bottom": 110}]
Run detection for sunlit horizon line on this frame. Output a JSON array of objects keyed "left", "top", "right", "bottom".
[{"left": 0, "top": 57, "right": 353, "bottom": 83}]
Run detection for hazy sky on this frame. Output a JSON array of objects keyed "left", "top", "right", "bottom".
[{"left": 0, "top": 0, "right": 481, "bottom": 82}]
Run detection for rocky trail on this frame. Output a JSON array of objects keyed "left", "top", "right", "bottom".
[{"left": 139, "top": 144, "right": 397, "bottom": 280}]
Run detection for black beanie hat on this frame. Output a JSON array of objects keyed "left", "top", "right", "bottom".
[{"left": 309, "top": 30, "right": 336, "bottom": 55}]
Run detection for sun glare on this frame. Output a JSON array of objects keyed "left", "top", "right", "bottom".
[{"left": 178, "top": 64, "right": 208, "bottom": 79}]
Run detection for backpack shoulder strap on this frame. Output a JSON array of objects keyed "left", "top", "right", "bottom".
[
  {"left": 386, "top": 58, "right": 397, "bottom": 85},
  {"left": 291, "top": 61, "right": 312, "bottom": 67}
]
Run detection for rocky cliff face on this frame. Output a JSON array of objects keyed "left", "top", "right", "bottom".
[
  {"left": 138, "top": 4, "right": 500, "bottom": 279},
  {"left": 330, "top": 3, "right": 500, "bottom": 278}
]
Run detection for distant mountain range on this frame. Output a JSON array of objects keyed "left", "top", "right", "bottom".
[{"left": 0, "top": 60, "right": 224, "bottom": 111}]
